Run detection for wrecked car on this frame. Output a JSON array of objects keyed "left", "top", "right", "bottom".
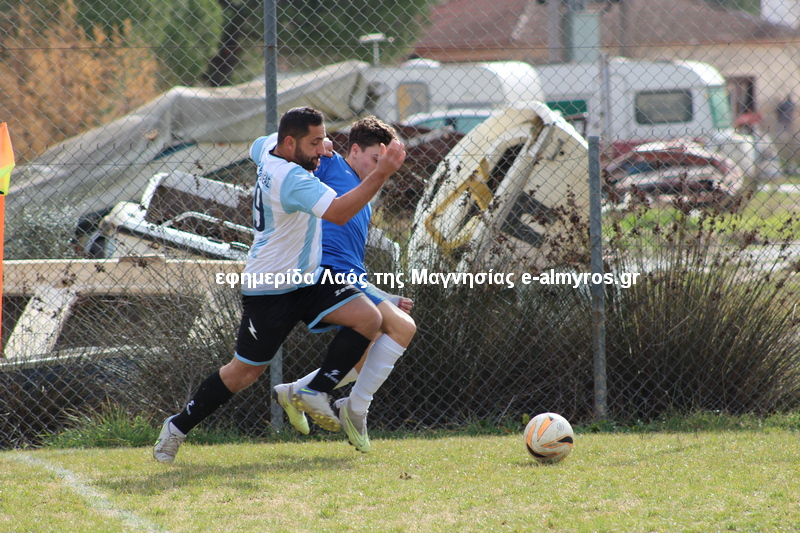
[
  {"left": 408, "top": 101, "right": 589, "bottom": 272},
  {"left": 74, "top": 169, "right": 401, "bottom": 268},
  {"left": 603, "top": 140, "right": 746, "bottom": 210}
]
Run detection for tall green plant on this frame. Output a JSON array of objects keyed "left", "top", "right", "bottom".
[
  {"left": 159, "top": 0, "right": 224, "bottom": 86},
  {"left": 274, "top": 0, "right": 431, "bottom": 69},
  {"left": 705, "top": 0, "right": 759, "bottom": 15},
  {"left": 75, "top": 0, "right": 223, "bottom": 87}
]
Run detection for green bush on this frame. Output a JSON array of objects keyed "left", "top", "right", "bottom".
[
  {"left": 603, "top": 203, "right": 800, "bottom": 421},
  {"left": 380, "top": 280, "right": 595, "bottom": 429},
  {"left": 76, "top": 0, "right": 223, "bottom": 87}
]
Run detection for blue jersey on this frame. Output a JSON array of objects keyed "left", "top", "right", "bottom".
[{"left": 316, "top": 154, "right": 371, "bottom": 276}]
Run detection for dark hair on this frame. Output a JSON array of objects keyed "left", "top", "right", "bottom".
[
  {"left": 348, "top": 116, "right": 397, "bottom": 152},
  {"left": 277, "top": 107, "right": 324, "bottom": 144}
]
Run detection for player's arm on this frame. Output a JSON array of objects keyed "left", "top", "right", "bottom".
[{"left": 322, "top": 140, "right": 405, "bottom": 226}]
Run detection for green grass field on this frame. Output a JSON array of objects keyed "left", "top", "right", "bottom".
[{"left": 2, "top": 430, "right": 799, "bottom": 532}]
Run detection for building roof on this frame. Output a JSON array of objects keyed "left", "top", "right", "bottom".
[{"left": 413, "top": 0, "right": 800, "bottom": 61}]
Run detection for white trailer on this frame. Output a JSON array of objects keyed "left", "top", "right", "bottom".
[
  {"left": 536, "top": 57, "right": 733, "bottom": 145},
  {"left": 363, "top": 60, "right": 545, "bottom": 123}
]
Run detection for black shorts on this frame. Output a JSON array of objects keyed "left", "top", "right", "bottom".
[{"left": 234, "top": 277, "right": 362, "bottom": 365}]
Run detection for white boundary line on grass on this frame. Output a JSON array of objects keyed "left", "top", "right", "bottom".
[{"left": 12, "top": 454, "right": 167, "bottom": 533}]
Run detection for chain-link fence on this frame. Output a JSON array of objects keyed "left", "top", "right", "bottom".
[{"left": 2, "top": 0, "right": 800, "bottom": 448}]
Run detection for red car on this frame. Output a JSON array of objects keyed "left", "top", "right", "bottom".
[{"left": 604, "top": 140, "right": 746, "bottom": 210}]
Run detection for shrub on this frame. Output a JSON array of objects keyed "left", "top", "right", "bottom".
[{"left": 603, "top": 202, "right": 800, "bottom": 421}]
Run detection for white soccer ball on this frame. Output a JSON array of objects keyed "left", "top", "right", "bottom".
[{"left": 523, "top": 412, "right": 574, "bottom": 463}]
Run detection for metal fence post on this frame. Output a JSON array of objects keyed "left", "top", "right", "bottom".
[
  {"left": 264, "top": 0, "right": 282, "bottom": 431},
  {"left": 264, "top": 0, "right": 278, "bottom": 136},
  {"left": 270, "top": 346, "right": 284, "bottom": 431},
  {"left": 588, "top": 136, "right": 608, "bottom": 420}
]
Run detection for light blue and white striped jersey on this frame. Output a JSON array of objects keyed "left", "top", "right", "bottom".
[{"left": 243, "top": 133, "right": 336, "bottom": 295}]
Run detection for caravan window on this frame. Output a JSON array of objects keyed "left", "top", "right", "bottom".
[
  {"left": 635, "top": 90, "right": 693, "bottom": 124},
  {"left": 397, "top": 83, "right": 429, "bottom": 121}
]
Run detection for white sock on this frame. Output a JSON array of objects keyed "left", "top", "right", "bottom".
[
  {"left": 294, "top": 367, "right": 358, "bottom": 391},
  {"left": 349, "top": 334, "right": 405, "bottom": 415}
]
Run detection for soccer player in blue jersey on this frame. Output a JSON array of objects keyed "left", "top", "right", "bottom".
[
  {"left": 154, "top": 107, "right": 405, "bottom": 464},
  {"left": 272, "top": 116, "right": 417, "bottom": 453}
]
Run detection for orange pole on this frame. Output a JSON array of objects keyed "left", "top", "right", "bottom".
[
  {"left": 0, "top": 122, "right": 15, "bottom": 356},
  {"left": 0, "top": 193, "right": 4, "bottom": 356}
]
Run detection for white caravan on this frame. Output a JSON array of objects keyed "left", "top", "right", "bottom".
[
  {"left": 364, "top": 60, "right": 545, "bottom": 123},
  {"left": 11, "top": 60, "right": 545, "bottom": 211},
  {"left": 537, "top": 58, "right": 732, "bottom": 145}
]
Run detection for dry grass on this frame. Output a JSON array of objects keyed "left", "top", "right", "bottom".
[{"left": 0, "top": 0, "right": 160, "bottom": 164}]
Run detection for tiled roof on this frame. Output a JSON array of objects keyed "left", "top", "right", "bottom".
[{"left": 415, "top": 0, "right": 531, "bottom": 49}]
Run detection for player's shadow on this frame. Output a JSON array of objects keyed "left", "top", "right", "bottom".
[
  {"left": 516, "top": 459, "right": 571, "bottom": 468},
  {"left": 605, "top": 440, "right": 702, "bottom": 467},
  {"left": 98, "top": 453, "right": 357, "bottom": 495}
]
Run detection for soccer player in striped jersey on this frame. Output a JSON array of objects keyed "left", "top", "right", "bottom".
[{"left": 154, "top": 107, "right": 405, "bottom": 464}]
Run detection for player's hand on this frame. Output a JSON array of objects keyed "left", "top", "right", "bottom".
[
  {"left": 322, "top": 138, "right": 334, "bottom": 157},
  {"left": 375, "top": 140, "right": 406, "bottom": 178},
  {"left": 397, "top": 297, "right": 413, "bottom": 315}
]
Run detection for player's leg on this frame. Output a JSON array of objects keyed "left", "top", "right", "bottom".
[
  {"left": 276, "top": 281, "right": 387, "bottom": 432},
  {"left": 285, "top": 323, "right": 376, "bottom": 396},
  {"left": 288, "top": 283, "right": 382, "bottom": 432},
  {"left": 289, "top": 282, "right": 404, "bottom": 391},
  {"left": 273, "top": 357, "right": 357, "bottom": 434},
  {"left": 154, "top": 356, "right": 273, "bottom": 462},
  {"left": 336, "top": 298, "right": 416, "bottom": 452},
  {"left": 315, "top": 291, "right": 382, "bottom": 336},
  {"left": 154, "top": 295, "right": 290, "bottom": 463},
  {"left": 350, "top": 298, "right": 415, "bottom": 412}
]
